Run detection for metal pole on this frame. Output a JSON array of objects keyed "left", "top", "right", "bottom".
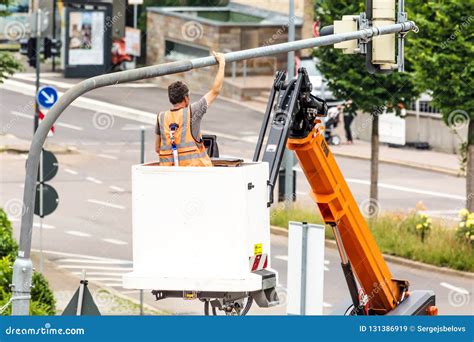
[
  {"left": 34, "top": 9, "right": 41, "bottom": 133},
  {"left": 39, "top": 149, "right": 44, "bottom": 274},
  {"left": 300, "top": 222, "right": 308, "bottom": 315},
  {"left": 284, "top": 0, "right": 296, "bottom": 202},
  {"left": 133, "top": 4, "right": 138, "bottom": 67},
  {"left": 11, "top": 21, "right": 417, "bottom": 315},
  {"left": 76, "top": 270, "right": 86, "bottom": 316},
  {"left": 139, "top": 125, "right": 145, "bottom": 315},
  {"left": 52, "top": 0, "right": 56, "bottom": 72},
  {"left": 140, "top": 126, "right": 145, "bottom": 164}
]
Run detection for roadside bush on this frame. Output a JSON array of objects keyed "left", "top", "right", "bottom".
[
  {"left": 413, "top": 212, "right": 432, "bottom": 243},
  {"left": 271, "top": 205, "right": 473, "bottom": 272},
  {"left": 0, "top": 256, "right": 56, "bottom": 315},
  {"left": 457, "top": 209, "right": 474, "bottom": 245},
  {"left": 0, "top": 210, "right": 56, "bottom": 315},
  {"left": 0, "top": 209, "right": 18, "bottom": 258}
]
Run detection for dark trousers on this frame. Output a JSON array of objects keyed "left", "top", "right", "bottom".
[{"left": 343, "top": 115, "right": 354, "bottom": 142}]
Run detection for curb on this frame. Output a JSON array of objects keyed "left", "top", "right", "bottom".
[
  {"left": 331, "top": 151, "right": 462, "bottom": 178},
  {"left": 0, "top": 145, "right": 77, "bottom": 155},
  {"left": 270, "top": 226, "right": 474, "bottom": 280}
]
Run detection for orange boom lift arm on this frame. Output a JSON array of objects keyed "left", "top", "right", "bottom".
[{"left": 254, "top": 68, "right": 436, "bottom": 315}]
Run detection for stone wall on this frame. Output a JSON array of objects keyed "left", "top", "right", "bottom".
[
  {"left": 352, "top": 112, "right": 466, "bottom": 154},
  {"left": 147, "top": 10, "right": 302, "bottom": 95}
]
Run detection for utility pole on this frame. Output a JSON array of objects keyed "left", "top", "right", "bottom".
[
  {"left": 284, "top": 0, "right": 296, "bottom": 202},
  {"left": 52, "top": 0, "right": 56, "bottom": 72},
  {"left": 34, "top": 8, "right": 42, "bottom": 133}
]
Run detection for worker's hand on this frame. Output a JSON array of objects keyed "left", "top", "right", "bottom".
[{"left": 212, "top": 51, "right": 226, "bottom": 66}]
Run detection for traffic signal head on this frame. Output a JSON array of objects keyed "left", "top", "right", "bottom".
[
  {"left": 27, "top": 37, "right": 37, "bottom": 67},
  {"left": 369, "top": 0, "right": 397, "bottom": 72}
]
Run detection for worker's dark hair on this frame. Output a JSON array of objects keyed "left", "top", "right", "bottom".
[{"left": 168, "top": 81, "right": 189, "bottom": 105}]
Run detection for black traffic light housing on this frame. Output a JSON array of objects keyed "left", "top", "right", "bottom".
[
  {"left": 27, "top": 37, "right": 38, "bottom": 68},
  {"left": 43, "top": 38, "right": 61, "bottom": 59}
]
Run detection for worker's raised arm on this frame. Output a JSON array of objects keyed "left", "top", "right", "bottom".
[{"left": 204, "top": 51, "right": 226, "bottom": 107}]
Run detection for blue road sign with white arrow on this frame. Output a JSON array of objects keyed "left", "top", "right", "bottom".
[{"left": 37, "top": 85, "right": 58, "bottom": 109}]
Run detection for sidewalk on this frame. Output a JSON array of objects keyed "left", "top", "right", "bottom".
[
  {"left": 330, "top": 138, "right": 461, "bottom": 176},
  {"left": 0, "top": 134, "right": 74, "bottom": 154}
]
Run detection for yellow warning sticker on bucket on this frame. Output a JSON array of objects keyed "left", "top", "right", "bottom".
[{"left": 254, "top": 243, "right": 262, "bottom": 255}]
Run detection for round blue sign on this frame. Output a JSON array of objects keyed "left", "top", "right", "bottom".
[{"left": 36, "top": 86, "right": 58, "bottom": 109}]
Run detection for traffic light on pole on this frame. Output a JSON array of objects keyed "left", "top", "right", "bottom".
[
  {"left": 27, "top": 37, "right": 37, "bottom": 68},
  {"left": 369, "top": 0, "right": 397, "bottom": 73}
]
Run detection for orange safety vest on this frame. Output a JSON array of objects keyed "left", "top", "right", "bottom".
[{"left": 158, "top": 107, "right": 212, "bottom": 167}]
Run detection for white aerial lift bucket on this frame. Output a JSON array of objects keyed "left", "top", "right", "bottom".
[{"left": 123, "top": 162, "right": 279, "bottom": 314}]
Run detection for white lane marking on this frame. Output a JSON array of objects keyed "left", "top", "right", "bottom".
[
  {"left": 11, "top": 110, "right": 83, "bottom": 131},
  {"left": 86, "top": 177, "right": 103, "bottom": 184},
  {"left": 324, "top": 260, "right": 330, "bottom": 265},
  {"left": 65, "top": 230, "right": 91, "bottom": 238},
  {"left": 31, "top": 249, "right": 131, "bottom": 263},
  {"left": 85, "top": 277, "right": 124, "bottom": 282},
  {"left": 87, "top": 199, "right": 125, "bottom": 210},
  {"left": 346, "top": 178, "right": 464, "bottom": 201},
  {"left": 56, "top": 122, "right": 83, "bottom": 131},
  {"left": 13, "top": 74, "right": 159, "bottom": 89},
  {"left": 3, "top": 79, "right": 157, "bottom": 125},
  {"left": 64, "top": 168, "right": 78, "bottom": 175},
  {"left": 323, "top": 302, "right": 333, "bottom": 308},
  {"left": 57, "top": 265, "right": 132, "bottom": 271},
  {"left": 11, "top": 111, "right": 32, "bottom": 119},
  {"left": 440, "top": 282, "right": 470, "bottom": 295},
  {"left": 109, "top": 185, "right": 125, "bottom": 192},
  {"left": 72, "top": 272, "right": 126, "bottom": 276},
  {"left": 33, "top": 222, "right": 55, "bottom": 229},
  {"left": 104, "top": 282, "right": 124, "bottom": 287},
  {"left": 102, "top": 238, "right": 128, "bottom": 245},
  {"left": 97, "top": 154, "right": 118, "bottom": 160},
  {"left": 122, "top": 290, "right": 140, "bottom": 294},
  {"left": 293, "top": 167, "right": 463, "bottom": 201},
  {"left": 63, "top": 259, "right": 131, "bottom": 265}
]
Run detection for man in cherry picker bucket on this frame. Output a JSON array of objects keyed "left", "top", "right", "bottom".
[{"left": 155, "top": 52, "right": 226, "bottom": 166}]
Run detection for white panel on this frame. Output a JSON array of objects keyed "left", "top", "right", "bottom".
[
  {"left": 123, "top": 162, "right": 274, "bottom": 292},
  {"left": 287, "top": 222, "right": 325, "bottom": 315}
]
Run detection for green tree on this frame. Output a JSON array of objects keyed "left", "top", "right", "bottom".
[
  {"left": 314, "top": 0, "right": 420, "bottom": 215},
  {"left": 407, "top": 0, "right": 474, "bottom": 210},
  {"left": 0, "top": 0, "right": 23, "bottom": 82}
]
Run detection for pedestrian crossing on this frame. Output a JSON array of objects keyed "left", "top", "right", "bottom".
[{"left": 43, "top": 250, "right": 132, "bottom": 288}]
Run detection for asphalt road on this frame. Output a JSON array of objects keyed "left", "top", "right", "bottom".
[{"left": 0, "top": 73, "right": 471, "bottom": 315}]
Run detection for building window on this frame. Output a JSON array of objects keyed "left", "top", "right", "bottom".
[
  {"left": 165, "top": 40, "right": 209, "bottom": 60},
  {"left": 411, "top": 101, "right": 439, "bottom": 114}
]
